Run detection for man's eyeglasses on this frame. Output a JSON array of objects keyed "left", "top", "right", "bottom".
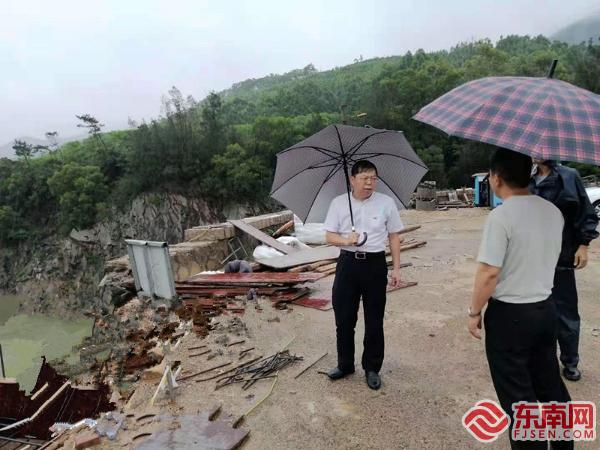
[{"left": 355, "top": 176, "right": 378, "bottom": 182}]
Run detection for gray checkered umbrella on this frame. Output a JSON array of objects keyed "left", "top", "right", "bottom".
[{"left": 270, "top": 124, "right": 428, "bottom": 225}]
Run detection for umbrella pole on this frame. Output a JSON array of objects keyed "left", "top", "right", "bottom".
[
  {"left": 341, "top": 159, "right": 355, "bottom": 230},
  {"left": 336, "top": 125, "right": 366, "bottom": 246},
  {"left": 546, "top": 59, "right": 558, "bottom": 78},
  {"left": 341, "top": 157, "right": 368, "bottom": 246}
]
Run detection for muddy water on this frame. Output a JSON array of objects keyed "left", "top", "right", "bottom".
[{"left": 0, "top": 295, "right": 92, "bottom": 392}]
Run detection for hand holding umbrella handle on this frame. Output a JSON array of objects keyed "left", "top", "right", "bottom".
[{"left": 355, "top": 232, "right": 368, "bottom": 247}]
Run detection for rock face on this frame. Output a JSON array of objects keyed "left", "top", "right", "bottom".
[{"left": 0, "top": 193, "right": 224, "bottom": 316}]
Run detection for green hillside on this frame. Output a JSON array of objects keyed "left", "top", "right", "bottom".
[{"left": 1, "top": 34, "right": 599, "bottom": 244}]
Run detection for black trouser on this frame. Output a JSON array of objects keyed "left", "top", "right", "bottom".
[
  {"left": 553, "top": 268, "right": 580, "bottom": 369},
  {"left": 332, "top": 250, "right": 388, "bottom": 373},
  {"left": 485, "top": 298, "right": 572, "bottom": 450}
]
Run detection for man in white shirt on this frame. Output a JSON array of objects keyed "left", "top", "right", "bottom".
[
  {"left": 324, "top": 160, "right": 404, "bottom": 390},
  {"left": 468, "top": 148, "right": 572, "bottom": 450}
]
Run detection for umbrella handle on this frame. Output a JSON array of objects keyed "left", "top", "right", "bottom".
[{"left": 355, "top": 232, "right": 368, "bottom": 247}]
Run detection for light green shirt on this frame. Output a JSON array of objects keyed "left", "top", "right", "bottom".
[{"left": 477, "top": 195, "right": 564, "bottom": 304}]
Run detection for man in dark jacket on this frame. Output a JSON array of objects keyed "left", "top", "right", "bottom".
[{"left": 531, "top": 160, "right": 599, "bottom": 381}]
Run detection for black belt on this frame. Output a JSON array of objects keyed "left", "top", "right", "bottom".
[
  {"left": 489, "top": 296, "right": 552, "bottom": 308},
  {"left": 339, "top": 249, "right": 385, "bottom": 260}
]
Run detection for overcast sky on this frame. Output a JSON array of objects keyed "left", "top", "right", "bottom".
[{"left": 1, "top": 0, "right": 598, "bottom": 144}]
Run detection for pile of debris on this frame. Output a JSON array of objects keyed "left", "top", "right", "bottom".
[
  {"left": 174, "top": 222, "right": 426, "bottom": 314},
  {"left": 214, "top": 350, "right": 302, "bottom": 390},
  {"left": 435, "top": 187, "right": 475, "bottom": 209},
  {"left": 0, "top": 357, "right": 114, "bottom": 444},
  {"left": 412, "top": 181, "right": 475, "bottom": 210},
  {"left": 175, "top": 271, "right": 325, "bottom": 320},
  {"left": 33, "top": 406, "right": 250, "bottom": 450}
]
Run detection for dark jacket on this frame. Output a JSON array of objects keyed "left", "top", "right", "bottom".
[{"left": 530, "top": 164, "right": 599, "bottom": 268}]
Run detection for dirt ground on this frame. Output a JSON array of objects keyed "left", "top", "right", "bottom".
[{"left": 115, "top": 208, "right": 600, "bottom": 450}]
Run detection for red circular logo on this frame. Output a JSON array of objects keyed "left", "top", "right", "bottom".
[{"left": 463, "top": 399, "right": 510, "bottom": 442}]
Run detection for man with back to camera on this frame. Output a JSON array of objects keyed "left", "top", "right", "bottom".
[
  {"left": 323, "top": 160, "right": 404, "bottom": 390},
  {"left": 468, "top": 148, "right": 572, "bottom": 449},
  {"left": 530, "top": 159, "right": 599, "bottom": 381}
]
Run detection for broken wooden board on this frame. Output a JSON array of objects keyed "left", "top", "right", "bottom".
[
  {"left": 398, "top": 224, "right": 421, "bottom": 235},
  {"left": 314, "top": 260, "right": 413, "bottom": 274},
  {"left": 287, "top": 259, "right": 337, "bottom": 273},
  {"left": 387, "top": 281, "right": 418, "bottom": 292},
  {"left": 229, "top": 219, "right": 298, "bottom": 255},
  {"left": 256, "top": 245, "right": 341, "bottom": 269}
]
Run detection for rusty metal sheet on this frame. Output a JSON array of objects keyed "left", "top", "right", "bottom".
[
  {"left": 175, "top": 286, "right": 283, "bottom": 297},
  {"left": 184, "top": 272, "right": 324, "bottom": 285},
  {"left": 293, "top": 297, "right": 332, "bottom": 311},
  {"left": 134, "top": 410, "right": 248, "bottom": 450},
  {"left": 271, "top": 288, "right": 310, "bottom": 303}
]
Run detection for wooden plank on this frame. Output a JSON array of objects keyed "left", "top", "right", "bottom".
[
  {"left": 229, "top": 219, "right": 298, "bottom": 255},
  {"left": 398, "top": 241, "right": 427, "bottom": 251},
  {"left": 314, "top": 261, "right": 338, "bottom": 273},
  {"left": 315, "top": 260, "right": 412, "bottom": 273},
  {"left": 294, "top": 351, "right": 328, "bottom": 378},
  {"left": 287, "top": 259, "right": 336, "bottom": 273},
  {"left": 398, "top": 224, "right": 421, "bottom": 235},
  {"left": 386, "top": 281, "right": 418, "bottom": 292},
  {"left": 256, "top": 246, "right": 340, "bottom": 269},
  {"left": 272, "top": 219, "right": 294, "bottom": 238},
  {"left": 185, "top": 272, "right": 324, "bottom": 284}
]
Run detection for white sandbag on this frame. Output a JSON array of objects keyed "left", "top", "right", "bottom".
[
  {"left": 253, "top": 245, "right": 284, "bottom": 259},
  {"left": 276, "top": 235, "right": 311, "bottom": 250},
  {"left": 293, "top": 215, "right": 327, "bottom": 245},
  {"left": 252, "top": 236, "right": 310, "bottom": 259}
]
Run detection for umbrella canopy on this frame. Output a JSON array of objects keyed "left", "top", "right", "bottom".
[
  {"left": 413, "top": 74, "right": 600, "bottom": 165},
  {"left": 270, "top": 124, "right": 428, "bottom": 223}
]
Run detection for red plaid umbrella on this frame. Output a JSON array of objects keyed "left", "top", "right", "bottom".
[{"left": 413, "top": 64, "right": 600, "bottom": 165}]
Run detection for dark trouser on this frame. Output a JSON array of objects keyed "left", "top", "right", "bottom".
[
  {"left": 332, "top": 250, "right": 388, "bottom": 373},
  {"left": 485, "top": 298, "right": 572, "bottom": 450},
  {"left": 553, "top": 268, "right": 580, "bottom": 368}
]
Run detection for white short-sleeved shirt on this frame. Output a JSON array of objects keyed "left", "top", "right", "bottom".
[
  {"left": 324, "top": 191, "right": 404, "bottom": 253},
  {"left": 477, "top": 195, "right": 564, "bottom": 304}
]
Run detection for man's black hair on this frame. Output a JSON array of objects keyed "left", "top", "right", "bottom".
[
  {"left": 489, "top": 147, "right": 532, "bottom": 188},
  {"left": 351, "top": 160, "right": 378, "bottom": 176}
]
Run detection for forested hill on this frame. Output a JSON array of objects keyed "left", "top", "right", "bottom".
[
  {"left": 1, "top": 35, "right": 599, "bottom": 245},
  {"left": 552, "top": 14, "right": 600, "bottom": 45},
  {"left": 218, "top": 35, "right": 599, "bottom": 125}
]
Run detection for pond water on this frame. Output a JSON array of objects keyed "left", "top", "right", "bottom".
[{"left": 0, "top": 295, "right": 92, "bottom": 392}]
